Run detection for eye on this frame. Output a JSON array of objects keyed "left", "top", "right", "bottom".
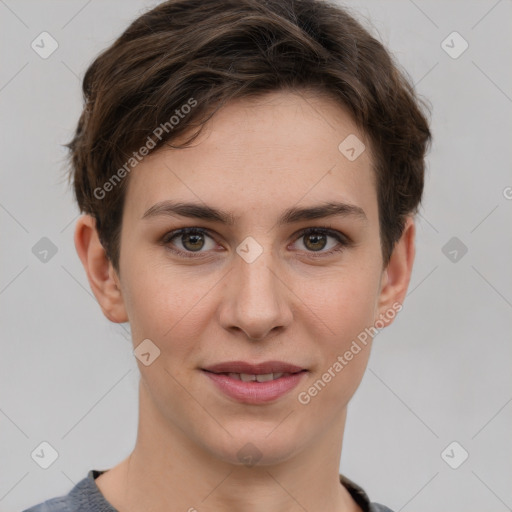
[
  {"left": 161, "top": 226, "right": 350, "bottom": 259},
  {"left": 162, "top": 227, "right": 217, "bottom": 258},
  {"left": 291, "top": 227, "right": 349, "bottom": 257}
]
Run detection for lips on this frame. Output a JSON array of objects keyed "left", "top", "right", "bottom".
[
  {"left": 222, "top": 372, "right": 290, "bottom": 382},
  {"left": 203, "top": 360, "right": 305, "bottom": 375},
  {"left": 202, "top": 360, "right": 307, "bottom": 404}
]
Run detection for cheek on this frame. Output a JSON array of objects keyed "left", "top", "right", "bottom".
[
  {"left": 296, "top": 278, "right": 376, "bottom": 417},
  {"left": 122, "top": 262, "right": 215, "bottom": 353},
  {"left": 294, "top": 267, "right": 379, "bottom": 406},
  {"left": 304, "top": 267, "right": 380, "bottom": 343}
]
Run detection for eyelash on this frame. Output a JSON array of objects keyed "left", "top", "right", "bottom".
[{"left": 161, "top": 226, "right": 351, "bottom": 259}]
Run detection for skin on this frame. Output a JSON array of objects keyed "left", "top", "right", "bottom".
[{"left": 74, "top": 89, "right": 415, "bottom": 512}]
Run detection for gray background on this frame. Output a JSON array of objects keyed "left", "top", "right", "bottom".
[{"left": 1, "top": 0, "right": 511, "bottom": 511}]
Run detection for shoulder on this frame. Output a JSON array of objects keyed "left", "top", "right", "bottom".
[
  {"left": 340, "top": 473, "right": 396, "bottom": 512},
  {"left": 22, "top": 495, "right": 74, "bottom": 512},
  {"left": 369, "top": 504, "right": 396, "bottom": 512},
  {"left": 22, "top": 470, "right": 117, "bottom": 512}
]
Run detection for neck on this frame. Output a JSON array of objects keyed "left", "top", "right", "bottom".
[{"left": 96, "top": 380, "right": 361, "bottom": 512}]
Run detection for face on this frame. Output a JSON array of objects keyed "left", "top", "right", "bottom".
[{"left": 96, "top": 90, "right": 407, "bottom": 466}]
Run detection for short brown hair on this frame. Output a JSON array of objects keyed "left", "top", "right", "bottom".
[{"left": 66, "top": 0, "right": 431, "bottom": 273}]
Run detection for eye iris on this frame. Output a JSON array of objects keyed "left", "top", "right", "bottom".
[
  {"left": 304, "top": 232, "right": 327, "bottom": 251},
  {"left": 173, "top": 230, "right": 335, "bottom": 254},
  {"left": 183, "top": 233, "right": 204, "bottom": 251}
]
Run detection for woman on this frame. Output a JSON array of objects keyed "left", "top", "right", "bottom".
[{"left": 24, "top": 0, "right": 431, "bottom": 510}]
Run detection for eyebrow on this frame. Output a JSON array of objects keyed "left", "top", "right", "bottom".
[{"left": 141, "top": 200, "right": 367, "bottom": 225}]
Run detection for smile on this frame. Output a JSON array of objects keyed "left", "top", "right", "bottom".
[
  {"left": 202, "top": 368, "right": 308, "bottom": 404},
  {"left": 218, "top": 372, "right": 292, "bottom": 382}
]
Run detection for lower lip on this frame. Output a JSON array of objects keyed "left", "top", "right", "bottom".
[{"left": 202, "top": 370, "right": 307, "bottom": 404}]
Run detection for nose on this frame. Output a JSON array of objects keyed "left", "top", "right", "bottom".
[{"left": 218, "top": 247, "right": 293, "bottom": 341}]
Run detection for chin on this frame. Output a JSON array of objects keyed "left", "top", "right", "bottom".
[{"left": 201, "top": 423, "right": 305, "bottom": 468}]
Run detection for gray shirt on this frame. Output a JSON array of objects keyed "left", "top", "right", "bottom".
[{"left": 22, "top": 469, "right": 394, "bottom": 512}]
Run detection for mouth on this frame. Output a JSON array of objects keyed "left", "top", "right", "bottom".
[
  {"left": 201, "top": 361, "right": 308, "bottom": 404},
  {"left": 202, "top": 360, "right": 306, "bottom": 375},
  {"left": 205, "top": 371, "right": 302, "bottom": 382}
]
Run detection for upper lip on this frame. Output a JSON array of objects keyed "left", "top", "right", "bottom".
[{"left": 202, "top": 361, "right": 306, "bottom": 375}]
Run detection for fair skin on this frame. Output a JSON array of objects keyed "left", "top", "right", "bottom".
[{"left": 74, "top": 90, "right": 415, "bottom": 512}]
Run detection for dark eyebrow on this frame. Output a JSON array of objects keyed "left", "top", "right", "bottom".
[{"left": 141, "top": 200, "right": 367, "bottom": 225}]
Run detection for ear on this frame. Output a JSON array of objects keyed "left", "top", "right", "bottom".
[
  {"left": 74, "top": 214, "right": 128, "bottom": 323},
  {"left": 376, "top": 216, "right": 416, "bottom": 327}
]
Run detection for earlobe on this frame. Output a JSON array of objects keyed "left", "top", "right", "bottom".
[
  {"left": 376, "top": 216, "right": 416, "bottom": 327},
  {"left": 74, "top": 214, "right": 128, "bottom": 323}
]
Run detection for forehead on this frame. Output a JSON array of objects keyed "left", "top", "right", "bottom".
[{"left": 122, "top": 90, "right": 378, "bottom": 226}]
